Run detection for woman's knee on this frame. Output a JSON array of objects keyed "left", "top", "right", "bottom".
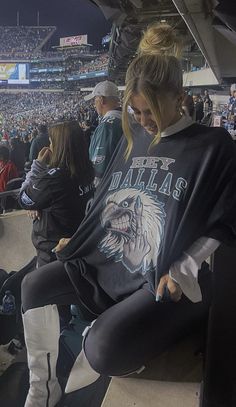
[
  {"left": 84, "top": 320, "right": 131, "bottom": 376},
  {"left": 21, "top": 270, "right": 43, "bottom": 311},
  {"left": 84, "top": 329, "right": 114, "bottom": 375}
]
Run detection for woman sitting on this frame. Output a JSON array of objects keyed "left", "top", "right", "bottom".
[
  {"left": 20, "top": 24, "right": 236, "bottom": 407},
  {"left": 19, "top": 120, "right": 94, "bottom": 267}
]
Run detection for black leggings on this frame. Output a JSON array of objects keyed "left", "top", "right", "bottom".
[{"left": 21, "top": 260, "right": 211, "bottom": 376}]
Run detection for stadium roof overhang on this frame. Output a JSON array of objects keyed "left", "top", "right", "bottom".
[
  {"left": 90, "top": 0, "right": 190, "bottom": 82},
  {"left": 89, "top": 0, "right": 236, "bottom": 85},
  {"left": 172, "top": 0, "right": 236, "bottom": 84}
]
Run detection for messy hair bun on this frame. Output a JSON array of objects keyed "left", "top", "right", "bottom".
[
  {"left": 122, "top": 23, "right": 184, "bottom": 159},
  {"left": 138, "top": 23, "right": 183, "bottom": 58}
]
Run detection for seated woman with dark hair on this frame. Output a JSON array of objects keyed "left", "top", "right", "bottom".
[
  {"left": 0, "top": 145, "right": 19, "bottom": 192},
  {"left": 19, "top": 121, "right": 94, "bottom": 267}
]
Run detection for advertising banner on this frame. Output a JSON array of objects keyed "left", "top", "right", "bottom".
[{"left": 60, "top": 35, "right": 88, "bottom": 47}]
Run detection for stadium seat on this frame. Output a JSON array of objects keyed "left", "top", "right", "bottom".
[
  {"left": 6, "top": 178, "right": 23, "bottom": 191},
  {"left": 0, "top": 178, "right": 23, "bottom": 213}
]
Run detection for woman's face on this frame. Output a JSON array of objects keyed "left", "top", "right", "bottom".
[{"left": 130, "top": 93, "right": 182, "bottom": 136}]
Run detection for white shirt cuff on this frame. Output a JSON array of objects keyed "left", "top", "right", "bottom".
[{"left": 169, "top": 237, "right": 220, "bottom": 303}]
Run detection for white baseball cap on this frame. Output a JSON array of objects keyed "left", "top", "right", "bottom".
[{"left": 84, "top": 80, "right": 119, "bottom": 101}]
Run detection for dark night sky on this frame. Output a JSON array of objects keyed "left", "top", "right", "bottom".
[{"left": 0, "top": 0, "right": 112, "bottom": 49}]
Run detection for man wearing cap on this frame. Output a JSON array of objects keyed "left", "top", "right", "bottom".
[{"left": 85, "top": 80, "right": 123, "bottom": 187}]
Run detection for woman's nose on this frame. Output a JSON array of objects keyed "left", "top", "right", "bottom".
[{"left": 140, "top": 113, "right": 149, "bottom": 127}]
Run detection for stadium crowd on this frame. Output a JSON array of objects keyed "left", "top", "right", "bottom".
[
  {"left": 0, "top": 92, "right": 97, "bottom": 142},
  {"left": 0, "top": 26, "right": 109, "bottom": 96},
  {"left": 0, "top": 25, "right": 108, "bottom": 69},
  {"left": 30, "top": 53, "right": 109, "bottom": 79},
  {"left": 78, "top": 53, "right": 109, "bottom": 74},
  {"left": 0, "top": 26, "right": 55, "bottom": 58}
]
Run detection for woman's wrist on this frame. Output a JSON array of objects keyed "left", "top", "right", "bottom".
[{"left": 35, "top": 159, "right": 48, "bottom": 169}]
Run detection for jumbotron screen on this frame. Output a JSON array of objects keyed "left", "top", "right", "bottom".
[{"left": 0, "top": 63, "right": 30, "bottom": 84}]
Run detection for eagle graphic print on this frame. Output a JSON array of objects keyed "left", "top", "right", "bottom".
[{"left": 99, "top": 188, "right": 166, "bottom": 275}]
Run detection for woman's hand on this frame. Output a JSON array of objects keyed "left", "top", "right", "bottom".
[
  {"left": 156, "top": 274, "right": 182, "bottom": 302},
  {"left": 37, "top": 147, "right": 52, "bottom": 165},
  {"left": 27, "top": 210, "right": 40, "bottom": 220},
  {"left": 52, "top": 238, "right": 71, "bottom": 253}
]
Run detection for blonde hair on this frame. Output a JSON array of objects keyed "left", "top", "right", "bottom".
[
  {"left": 122, "top": 23, "right": 183, "bottom": 159},
  {"left": 138, "top": 23, "right": 183, "bottom": 58}
]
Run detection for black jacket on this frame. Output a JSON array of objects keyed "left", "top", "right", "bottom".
[{"left": 19, "top": 163, "right": 94, "bottom": 265}]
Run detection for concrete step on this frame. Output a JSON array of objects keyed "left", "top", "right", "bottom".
[
  {"left": 102, "top": 332, "right": 203, "bottom": 407},
  {"left": 102, "top": 378, "right": 200, "bottom": 407}
]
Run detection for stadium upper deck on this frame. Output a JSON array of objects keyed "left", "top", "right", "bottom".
[
  {"left": 0, "top": 26, "right": 109, "bottom": 89},
  {"left": 0, "top": 26, "right": 56, "bottom": 59}
]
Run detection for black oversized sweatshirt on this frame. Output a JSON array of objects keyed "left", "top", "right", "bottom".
[{"left": 57, "top": 120, "right": 236, "bottom": 316}]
